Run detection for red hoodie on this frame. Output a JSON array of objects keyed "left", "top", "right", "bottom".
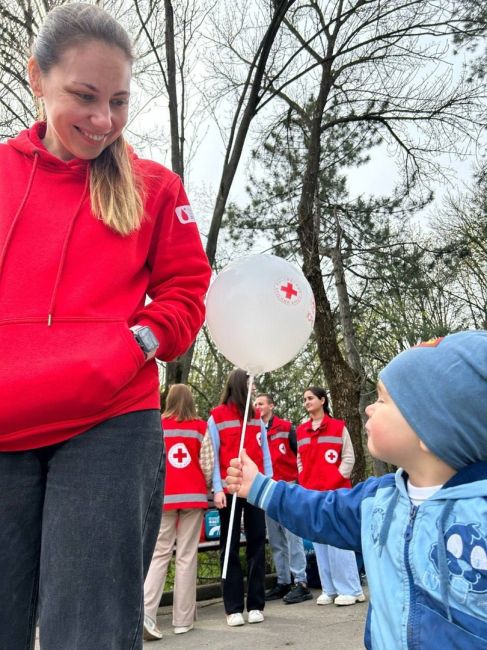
[{"left": 0, "top": 123, "right": 211, "bottom": 451}]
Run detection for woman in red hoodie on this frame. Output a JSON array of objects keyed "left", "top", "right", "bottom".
[{"left": 0, "top": 4, "right": 210, "bottom": 649}]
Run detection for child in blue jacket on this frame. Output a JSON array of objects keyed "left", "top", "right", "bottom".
[{"left": 225, "top": 331, "right": 487, "bottom": 649}]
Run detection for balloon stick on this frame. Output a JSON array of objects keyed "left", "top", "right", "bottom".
[{"left": 221, "top": 374, "right": 254, "bottom": 580}]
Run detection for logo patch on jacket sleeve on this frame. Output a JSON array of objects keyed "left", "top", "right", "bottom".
[
  {"left": 415, "top": 337, "right": 444, "bottom": 348},
  {"left": 175, "top": 205, "right": 196, "bottom": 224}
]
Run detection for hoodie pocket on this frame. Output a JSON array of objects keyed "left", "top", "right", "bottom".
[{"left": 0, "top": 318, "right": 146, "bottom": 436}]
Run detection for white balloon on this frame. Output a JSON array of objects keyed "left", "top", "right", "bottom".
[{"left": 205, "top": 254, "right": 315, "bottom": 374}]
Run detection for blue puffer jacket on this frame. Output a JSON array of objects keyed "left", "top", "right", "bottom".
[{"left": 249, "top": 462, "right": 487, "bottom": 649}]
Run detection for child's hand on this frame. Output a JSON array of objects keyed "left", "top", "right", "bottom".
[
  {"left": 226, "top": 449, "right": 258, "bottom": 498},
  {"left": 214, "top": 491, "right": 227, "bottom": 509}
]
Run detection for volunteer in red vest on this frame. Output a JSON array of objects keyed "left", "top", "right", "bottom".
[
  {"left": 144, "top": 384, "right": 214, "bottom": 640},
  {"left": 298, "top": 386, "right": 365, "bottom": 606},
  {"left": 208, "top": 369, "right": 272, "bottom": 627},
  {"left": 254, "top": 393, "right": 312, "bottom": 605}
]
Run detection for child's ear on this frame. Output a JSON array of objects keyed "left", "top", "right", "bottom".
[{"left": 418, "top": 439, "right": 431, "bottom": 454}]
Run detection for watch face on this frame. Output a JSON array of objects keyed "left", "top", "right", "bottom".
[{"left": 138, "top": 327, "right": 159, "bottom": 352}]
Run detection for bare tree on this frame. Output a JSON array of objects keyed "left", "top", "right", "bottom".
[
  {"left": 130, "top": 0, "right": 214, "bottom": 179},
  {"left": 0, "top": 0, "right": 59, "bottom": 137},
  {"left": 432, "top": 176, "right": 487, "bottom": 330},
  {"left": 203, "top": 0, "right": 298, "bottom": 265},
  {"left": 127, "top": 0, "right": 216, "bottom": 393},
  {"left": 143, "top": 0, "right": 299, "bottom": 390}
]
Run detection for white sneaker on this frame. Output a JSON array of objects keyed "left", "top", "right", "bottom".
[
  {"left": 248, "top": 610, "right": 264, "bottom": 624},
  {"left": 174, "top": 623, "right": 193, "bottom": 634},
  {"left": 143, "top": 615, "right": 163, "bottom": 640},
  {"left": 334, "top": 593, "right": 366, "bottom": 606},
  {"left": 316, "top": 592, "right": 336, "bottom": 605},
  {"left": 227, "top": 613, "right": 245, "bottom": 627}
]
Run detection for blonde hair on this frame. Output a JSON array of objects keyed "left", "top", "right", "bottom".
[
  {"left": 32, "top": 3, "right": 144, "bottom": 235},
  {"left": 90, "top": 137, "right": 144, "bottom": 235},
  {"left": 163, "top": 384, "right": 198, "bottom": 421}
]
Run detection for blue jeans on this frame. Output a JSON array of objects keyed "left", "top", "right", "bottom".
[
  {"left": 266, "top": 514, "right": 307, "bottom": 584},
  {"left": 0, "top": 410, "right": 164, "bottom": 650},
  {"left": 313, "top": 542, "right": 362, "bottom": 597}
]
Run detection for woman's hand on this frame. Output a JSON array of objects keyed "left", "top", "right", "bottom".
[
  {"left": 226, "top": 449, "right": 258, "bottom": 499},
  {"left": 214, "top": 490, "right": 227, "bottom": 509}
]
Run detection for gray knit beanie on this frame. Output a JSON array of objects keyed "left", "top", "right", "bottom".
[{"left": 379, "top": 330, "right": 487, "bottom": 470}]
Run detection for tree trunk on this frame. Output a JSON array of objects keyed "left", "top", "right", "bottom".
[
  {"left": 296, "top": 61, "right": 366, "bottom": 483},
  {"left": 307, "top": 264, "right": 365, "bottom": 483},
  {"left": 164, "top": 0, "right": 183, "bottom": 179},
  {"left": 160, "top": 342, "right": 195, "bottom": 410},
  {"left": 163, "top": 0, "right": 186, "bottom": 391}
]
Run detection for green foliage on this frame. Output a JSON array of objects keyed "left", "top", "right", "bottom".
[
  {"left": 453, "top": 0, "right": 487, "bottom": 79},
  {"left": 224, "top": 115, "right": 407, "bottom": 257},
  {"left": 187, "top": 328, "right": 235, "bottom": 419},
  {"left": 162, "top": 550, "right": 220, "bottom": 590},
  {"left": 163, "top": 546, "right": 274, "bottom": 590},
  {"left": 429, "top": 166, "right": 487, "bottom": 330},
  {"left": 221, "top": 108, "right": 439, "bottom": 387},
  {"left": 352, "top": 232, "right": 470, "bottom": 384},
  {"left": 254, "top": 336, "right": 325, "bottom": 425},
  {"left": 184, "top": 326, "right": 324, "bottom": 426}
]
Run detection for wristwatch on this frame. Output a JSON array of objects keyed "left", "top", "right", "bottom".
[{"left": 130, "top": 325, "right": 159, "bottom": 360}]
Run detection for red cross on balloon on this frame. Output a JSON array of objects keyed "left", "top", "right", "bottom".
[
  {"left": 275, "top": 279, "right": 301, "bottom": 305},
  {"left": 281, "top": 282, "right": 298, "bottom": 299}
]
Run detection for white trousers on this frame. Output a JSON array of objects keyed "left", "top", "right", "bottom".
[{"left": 313, "top": 542, "right": 362, "bottom": 597}]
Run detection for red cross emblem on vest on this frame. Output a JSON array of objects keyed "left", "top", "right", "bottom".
[
  {"left": 324, "top": 449, "right": 339, "bottom": 464},
  {"left": 168, "top": 442, "right": 191, "bottom": 468}
]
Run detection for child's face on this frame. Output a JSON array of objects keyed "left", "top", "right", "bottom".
[{"left": 365, "top": 381, "right": 422, "bottom": 467}]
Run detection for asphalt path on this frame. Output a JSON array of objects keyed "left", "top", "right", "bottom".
[
  {"left": 34, "top": 586, "right": 367, "bottom": 648},
  {"left": 144, "top": 587, "right": 367, "bottom": 649}
]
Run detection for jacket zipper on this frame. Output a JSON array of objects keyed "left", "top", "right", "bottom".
[{"left": 405, "top": 504, "right": 418, "bottom": 648}]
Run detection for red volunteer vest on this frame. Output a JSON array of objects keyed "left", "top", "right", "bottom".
[
  {"left": 162, "top": 416, "right": 208, "bottom": 510},
  {"left": 296, "top": 415, "right": 351, "bottom": 490},
  {"left": 211, "top": 402, "right": 264, "bottom": 489},
  {"left": 267, "top": 416, "right": 298, "bottom": 482}
]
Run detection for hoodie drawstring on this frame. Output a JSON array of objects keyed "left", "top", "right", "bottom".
[
  {"left": 47, "top": 167, "right": 90, "bottom": 326},
  {"left": 436, "top": 500, "right": 454, "bottom": 622},
  {"left": 0, "top": 152, "right": 39, "bottom": 281}
]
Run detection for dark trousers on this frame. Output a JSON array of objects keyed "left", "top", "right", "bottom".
[
  {"left": 0, "top": 410, "right": 164, "bottom": 650},
  {"left": 219, "top": 496, "right": 266, "bottom": 614}
]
